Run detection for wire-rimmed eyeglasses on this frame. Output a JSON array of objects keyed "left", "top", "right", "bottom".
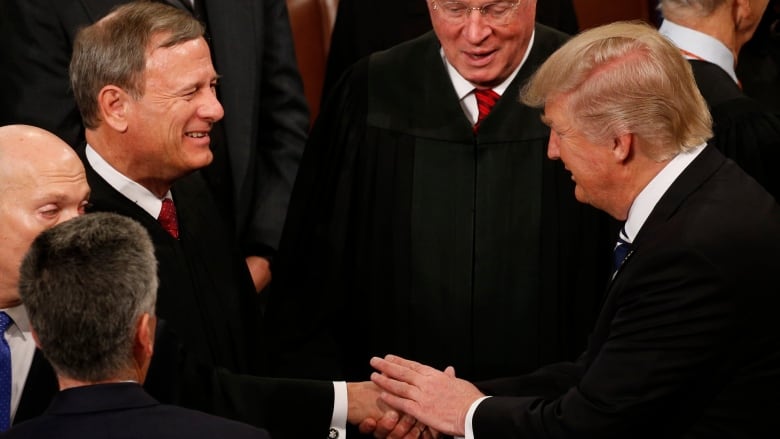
[{"left": 431, "top": 1, "right": 520, "bottom": 25}]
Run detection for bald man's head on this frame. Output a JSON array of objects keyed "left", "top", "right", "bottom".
[{"left": 0, "top": 125, "right": 90, "bottom": 307}]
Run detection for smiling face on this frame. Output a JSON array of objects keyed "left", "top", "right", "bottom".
[
  {"left": 428, "top": 0, "right": 537, "bottom": 88},
  {"left": 542, "top": 96, "right": 623, "bottom": 216},
  {"left": 124, "top": 35, "right": 223, "bottom": 191},
  {"left": 0, "top": 127, "right": 90, "bottom": 306}
]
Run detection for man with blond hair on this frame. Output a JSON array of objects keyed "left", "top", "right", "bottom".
[{"left": 371, "top": 21, "right": 780, "bottom": 438}]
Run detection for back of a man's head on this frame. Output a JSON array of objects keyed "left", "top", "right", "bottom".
[
  {"left": 19, "top": 212, "right": 158, "bottom": 383},
  {"left": 659, "top": 0, "right": 726, "bottom": 19},
  {"left": 70, "top": 1, "right": 205, "bottom": 128}
]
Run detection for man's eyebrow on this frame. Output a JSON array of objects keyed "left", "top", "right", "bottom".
[{"left": 30, "top": 192, "right": 69, "bottom": 203}]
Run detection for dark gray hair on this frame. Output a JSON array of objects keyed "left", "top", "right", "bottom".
[
  {"left": 19, "top": 212, "right": 158, "bottom": 382},
  {"left": 70, "top": 0, "right": 205, "bottom": 128}
]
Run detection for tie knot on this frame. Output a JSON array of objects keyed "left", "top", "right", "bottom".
[
  {"left": 158, "top": 198, "right": 180, "bottom": 239},
  {"left": 0, "top": 313, "right": 12, "bottom": 333},
  {"left": 474, "top": 88, "right": 500, "bottom": 131}
]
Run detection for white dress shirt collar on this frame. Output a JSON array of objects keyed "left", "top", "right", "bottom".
[
  {"left": 622, "top": 143, "right": 707, "bottom": 242},
  {"left": 659, "top": 19, "right": 738, "bottom": 85},
  {"left": 85, "top": 145, "right": 173, "bottom": 219}
]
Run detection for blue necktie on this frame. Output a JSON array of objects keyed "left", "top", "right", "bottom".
[
  {"left": 612, "top": 230, "right": 632, "bottom": 277},
  {"left": 0, "top": 312, "right": 12, "bottom": 431}
]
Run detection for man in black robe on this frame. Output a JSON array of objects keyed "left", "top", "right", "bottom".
[
  {"left": 267, "top": 0, "right": 613, "bottom": 387},
  {"left": 321, "top": 0, "right": 581, "bottom": 101},
  {"left": 659, "top": 0, "right": 780, "bottom": 200}
]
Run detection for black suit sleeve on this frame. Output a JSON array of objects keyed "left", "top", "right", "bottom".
[{"left": 147, "top": 319, "right": 334, "bottom": 439}]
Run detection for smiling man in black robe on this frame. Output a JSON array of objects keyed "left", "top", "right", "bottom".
[{"left": 266, "top": 0, "right": 613, "bottom": 388}]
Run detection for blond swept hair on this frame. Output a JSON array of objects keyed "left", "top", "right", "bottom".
[{"left": 521, "top": 21, "right": 712, "bottom": 161}]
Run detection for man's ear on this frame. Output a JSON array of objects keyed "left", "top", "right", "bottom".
[
  {"left": 611, "top": 132, "right": 634, "bottom": 163},
  {"left": 134, "top": 312, "right": 155, "bottom": 361},
  {"left": 97, "top": 85, "right": 131, "bottom": 133},
  {"left": 732, "top": 0, "right": 753, "bottom": 31}
]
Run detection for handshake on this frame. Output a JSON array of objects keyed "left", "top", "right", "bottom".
[{"left": 349, "top": 355, "right": 485, "bottom": 438}]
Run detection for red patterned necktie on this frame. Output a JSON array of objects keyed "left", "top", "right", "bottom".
[
  {"left": 158, "top": 198, "right": 180, "bottom": 239},
  {"left": 474, "top": 88, "right": 500, "bottom": 132}
]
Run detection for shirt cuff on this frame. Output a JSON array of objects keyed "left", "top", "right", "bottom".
[
  {"left": 329, "top": 381, "right": 348, "bottom": 438},
  {"left": 458, "top": 395, "right": 491, "bottom": 439}
]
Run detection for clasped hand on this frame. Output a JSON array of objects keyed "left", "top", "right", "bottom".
[{"left": 369, "top": 355, "right": 486, "bottom": 438}]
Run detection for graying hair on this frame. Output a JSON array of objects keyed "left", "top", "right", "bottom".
[
  {"left": 19, "top": 212, "right": 158, "bottom": 382},
  {"left": 658, "top": 0, "right": 727, "bottom": 19},
  {"left": 70, "top": 0, "right": 205, "bottom": 128}
]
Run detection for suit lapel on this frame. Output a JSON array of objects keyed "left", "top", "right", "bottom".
[
  {"left": 633, "top": 146, "right": 725, "bottom": 250},
  {"left": 605, "top": 145, "right": 726, "bottom": 292}
]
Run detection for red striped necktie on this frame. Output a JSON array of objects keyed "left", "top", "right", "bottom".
[{"left": 474, "top": 88, "right": 500, "bottom": 133}]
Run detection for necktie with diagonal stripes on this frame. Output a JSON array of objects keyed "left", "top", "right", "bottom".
[{"left": 474, "top": 88, "right": 500, "bottom": 133}]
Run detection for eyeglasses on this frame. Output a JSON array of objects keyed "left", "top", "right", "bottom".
[{"left": 431, "top": 1, "right": 520, "bottom": 25}]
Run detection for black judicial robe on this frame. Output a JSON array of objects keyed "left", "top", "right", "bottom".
[
  {"left": 267, "top": 25, "right": 614, "bottom": 383},
  {"left": 689, "top": 60, "right": 780, "bottom": 200},
  {"left": 80, "top": 150, "right": 334, "bottom": 439}
]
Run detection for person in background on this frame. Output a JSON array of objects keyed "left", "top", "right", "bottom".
[
  {"left": 736, "top": 0, "right": 780, "bottom": 112},
  {"left": 322, "top": 0, "right": 580, "bottom": 101},
  {"left": 370, "top": 21, "right": 780, "bottom": 438},
  {"left": 0, "top": 124, "right": 90, "bottom": 431},
  {"left": 2, "top": 213, "right": 271, "bottom": 439},
  {"left": 0, "top": 0, "right": 308, "bottom": 293},
  {"left": 658, "top": 0, "right": 780, "bottom": 199},
  {"left": 267, "top": 0, "right": 612, "bottom": 395},
  {"left": 69, "top": 3, "right": 412, "bottom": 438}
]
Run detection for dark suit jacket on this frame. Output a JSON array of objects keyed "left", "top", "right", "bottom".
[
  {"left": 474, "top": 145, "right": 780, "bottom": 438},
  {"left": 13, "top": 350, "right": 57, "bottom": 426},
  {"left": 1, "top": 383, "right": 271, "bottom": 439},
  {"left": 0, "top": 0, "right": 307, "bottom": 260},
  {"left": 80, "top": 150, "right": 335, "bottom": 439}
]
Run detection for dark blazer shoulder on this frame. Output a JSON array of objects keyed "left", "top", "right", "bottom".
[
  {"left": 689, "top": 60, "right": 743, "bottom": 106},
  {"left": 14, "top": 349, "right": 58, "bottom": 425}
]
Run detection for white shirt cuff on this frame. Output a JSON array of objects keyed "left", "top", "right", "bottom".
[
  {"left": 329, "top": 381, "right": 348, "bottom": 438},
  {"left": 457, "top": 395, "right": 491, "bottom": 439}
]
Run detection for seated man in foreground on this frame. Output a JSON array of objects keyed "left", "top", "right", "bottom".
[
  {"left": 4, "top": 212, "right": 270, "bottom": 438},
  {"left": 371, "top": 21, "right": 780, "bottom": 438}
]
